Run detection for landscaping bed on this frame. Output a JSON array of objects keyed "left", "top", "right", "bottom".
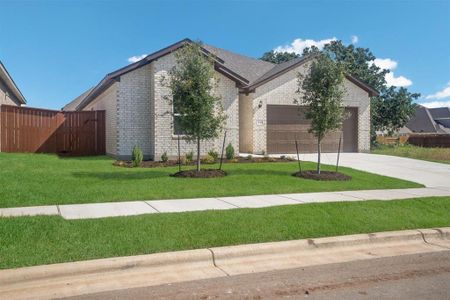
[
  {"left": 113, "top": 155, "right": 294, "bottom": 168},
  {"left": 1, "top": 196, "right": 449, "bottom": 269},
  {"left": 171, "top": 169, "right": 227, "bottom": 178},
  {"left": 293, "top": 170, "right": 351, "bottom": 181}
]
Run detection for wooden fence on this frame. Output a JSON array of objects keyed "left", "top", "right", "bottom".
[
  {"left": 0, "top": 105, "right": 105, "bottom": 156},
  {"left": 408, "top": 134, "right": 450, "bottom": 148}
]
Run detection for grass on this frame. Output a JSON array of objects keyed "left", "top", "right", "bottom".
[
  {"left": 372, "top": 144, "right": 450, "bottom": 164},
  {"left": 1, "top": 197, "right": 449, "bottom": 269},
  {"left": 0, "top": 153, "right": 422, "bottom": 208}
]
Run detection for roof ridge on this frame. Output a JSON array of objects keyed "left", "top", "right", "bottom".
[{"left": 204, "top": 44, "right": 274, "bottom": 66}]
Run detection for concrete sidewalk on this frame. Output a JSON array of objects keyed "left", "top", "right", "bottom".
[{"left": 1, "top": 186, "right": 450, "bottom": 220}]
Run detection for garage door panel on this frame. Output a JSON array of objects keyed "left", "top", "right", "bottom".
[{"left": 267, "top": 105, "right": 358, "bottom": 154}]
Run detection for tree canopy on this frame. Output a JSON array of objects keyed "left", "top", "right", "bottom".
[{"left": 260, "top": 50, "right": 300, "bottom": 64}]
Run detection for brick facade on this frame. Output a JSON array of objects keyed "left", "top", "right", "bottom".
[
  {"left": 152, "top": 53, "right": 239, "bottom": 160},
  {"left": 246, "top": 62, "right": 371, "bottom": 154},
  {"left": 81, "top": 49, "right": 371, "bottom": 160}
]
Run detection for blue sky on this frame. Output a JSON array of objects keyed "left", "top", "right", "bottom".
[{"left": 1, "top": 0, "right": 449, "bottom": 109}]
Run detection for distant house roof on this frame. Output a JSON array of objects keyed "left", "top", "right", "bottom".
[
  {"left": 0, "top": 60, "right": 26, "bottom": 105},
  {"left": 62, "top": 87, "right": 95, "bottom": 111},
  {"left": 73, "top": 38, "right": 378, "bottom": 111},
  {"left": 406, "top": 105, "right": 450, "bottom": 134}
]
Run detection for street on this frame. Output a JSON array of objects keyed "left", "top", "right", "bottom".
[{"left": 68, "top": 251, "right": 450, "bottom": 299}]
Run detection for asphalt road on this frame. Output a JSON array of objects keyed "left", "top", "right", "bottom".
[{"left": 68, "top": 251, "right": 450, "bottom": 300}]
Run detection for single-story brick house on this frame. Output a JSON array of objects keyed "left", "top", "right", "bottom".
[
  {"left": 0, "top": 61, "right": 26, "bottom": 106},
  {"left": 63, "top": 39, "right": 377, "bottom": 160}
]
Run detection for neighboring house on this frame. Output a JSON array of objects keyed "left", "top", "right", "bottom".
[
  {"left": 0, "top": 61, "right": 26, "bottom": 106},
  {"left": 401, "top": 105, "right": 450, "bottom": 134},
  {"left": 63, "top": 39, "right": 377, "bottom": 160}
]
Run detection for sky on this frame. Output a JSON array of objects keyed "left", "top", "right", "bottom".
[{"left": 0, "top": 0, "right": 449, "bottom": 110}]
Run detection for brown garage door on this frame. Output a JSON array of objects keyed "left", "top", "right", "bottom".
[{"left": 267, "top": 105, "right": 358, "bottom": 154}]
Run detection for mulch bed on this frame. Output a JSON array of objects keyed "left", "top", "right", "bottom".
[
  {"left": 170, "top": 169, "right": 227, "bottom": 178},
  {"left": 293, "top": 170, "right": 352, "bottom": 181},
  {"left": 114, "top": 156, "right": 295, "bottom": 168}
]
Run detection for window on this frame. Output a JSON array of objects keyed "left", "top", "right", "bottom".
[{"left": 173, "top": 103, "right": 186, "bottom": 135}]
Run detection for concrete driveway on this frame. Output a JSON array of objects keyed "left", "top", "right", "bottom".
[{"left": 293, "top": 153, "right": 450, "bottom": 188}]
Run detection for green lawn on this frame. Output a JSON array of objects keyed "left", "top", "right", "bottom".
[
  {"left": 373, "top": 144, "right": 450, "bottom": 164},
  {"left": 0, "top": 153, "right": 422, "bottom": 208},
  {"left": 1, "top": 197, "right": 449, "bottom": 269}
]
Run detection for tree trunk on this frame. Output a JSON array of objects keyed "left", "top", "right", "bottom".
[
  {"left": 196, "top": 137, "right": 201, "bottom": 172},
  {"left": 317, "top": 136, "right": 321, "bottom": 175}
]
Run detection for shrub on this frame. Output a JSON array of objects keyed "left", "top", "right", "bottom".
[
  {"left": 186, "top": 151, "right": 194, "bottom": 163},
  {"left": 226, "top": 143, "right": 235, "bottom": 160},
  {"left": 246, "top": 154, "right": 253, "bottom": 160},
  {"left": 132, "top": 146, "right": 143, "bottom": 167},
  {"left": 161, "top": 152, "right": 168, "bottom": 162},
  {"left": 201, "top": 154, "right": 215, "bottom": 164},
  {"left": 208, "top": 150, "right": 219, "bottom": 161}
]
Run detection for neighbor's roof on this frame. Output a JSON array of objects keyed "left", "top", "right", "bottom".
[
  {"left": 428, "top": 106, "right": 450, "bottom": 130},
  {"left": 73, "top": 38, "right": 378, "bottom": 111},
  {"left": 429, "top": 107, "right": 450, "bottom": 119},
  {"left": 406, "top": 105, "right": 448, "bottom": 134},
  {"left": 0, "top": 60, "right": 26, "bottom": 105},
  {"left": 62, "top": 87, "right": 95, "bottom": 111}
]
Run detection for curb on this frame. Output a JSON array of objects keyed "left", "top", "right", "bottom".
[{"left": 1, "top": 227, "right": 449, "bottom": 299}]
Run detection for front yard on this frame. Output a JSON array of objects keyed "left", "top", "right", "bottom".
[
  {"left": 1, "top": 197, "right": 449, "bottom": 269},
  {"left": 372, "top": 144, "right": 450, "bottom": 164},
  {"left": 0, "top": 153, "right": 422, "bottom": 207}
]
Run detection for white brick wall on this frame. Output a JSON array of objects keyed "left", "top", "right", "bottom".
[
  {"left": 0, "top": 80, "right": 20, "bottom": 106},
  {"left": 116, "top": 64, "right": 153, "bottom": 159},
  {"left": 84, "top": 83, "right": 118, "bottom": 156},
  {"left": 250, "top": 62, "right": 371, "bottom": 153},
  {"left": 152, "top": 52, "right": 239, "bottom": 160}
]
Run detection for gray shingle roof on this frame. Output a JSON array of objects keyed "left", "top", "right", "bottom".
[
  {"left": 406, "top": 105, "right": 445, "bottom": 133},
  {"left": 62, "top": 87, "right": 95, "bottom": 111},
  {"left": 249, "top": 56, "right": 310, "bottom": 87},
  {"left": 202, "top": 44, "right": 274, "bottom": 84},
  {"left": 429, "top": 107, "right": 450, "bottom": 119},
  {"left": 66, "top": 38, "right": 378, "bottom": 111}
]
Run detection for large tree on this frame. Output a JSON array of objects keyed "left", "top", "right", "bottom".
[
  {"left": 167, "top": 41, "right": 226, "bottom": 172},
  {"left": 260, "top": 50, "right": 300, "bottom": 64},
  {"left": 264, "top": 41, "right": 420, "bottom": 141},
  {"left": 296, "top": 54, "right": 346, "bottom": 174}
]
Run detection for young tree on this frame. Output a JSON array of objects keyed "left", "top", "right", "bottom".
[
  {"left": 166, "top": 41, "right": 226, "bottom": 172},
  {"left": 296, "top": 54, "right": 346, "bottom": 174},
  {"left": 303, "top": 41, "right": 419, "bottom": 140}
]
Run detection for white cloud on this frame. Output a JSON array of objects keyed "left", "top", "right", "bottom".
[
  {"left": 372, "top": 58, "right": 397, "bottom": 71},
  {"left": 425, "top": 82, "right": 450, "bottom": 100},
  {"left": 419, "top": 100, "right": 450, "bottom": 108},
  {"left": 384, "top": 72, "right": 412, "bottom": 87},
  {"left": 371, "top": 58, "right": 412, "bottom": 87},
  {"left": 351, "top": 35, "right": 359, "bottom": 44},
  {"left": 127, "top": 54, "right": 147, "bottom": 63},
  {"left": 274, "top": 37, "right": 337, "bottom": 54}
]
